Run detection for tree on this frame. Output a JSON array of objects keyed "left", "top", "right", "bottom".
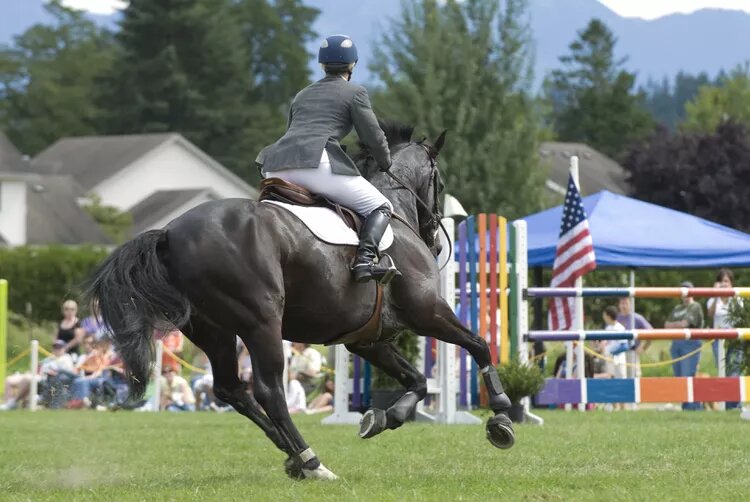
[
  {"left": 641, "top": 71, "right": 715, "bottom": 130},
  {"left": 82, "top": 194, "right": 133, "bottom": 244},
  {"left": 98, "top": 0, "right": 318, "bottom": 184},
  {"left": 545, "top": 19, "right": 653, "bottom": 159},
  {"left": 684, "top": 65, "right": 750, "bottom": 134},
  {"left": 622, "top": 121, "right": 750, "bottom": 232},
  {"left": 0, "top": 0, "right": 114, "bottom": 155},
  {"left": 99, "top": 0, "right": 250, "bottom": 174},
  {"left": 370, "top": 0, "right": 545, "bottom": 217}
]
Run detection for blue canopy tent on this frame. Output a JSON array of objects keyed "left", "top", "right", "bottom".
[{"left": 523, "top": 191, "right": 750, "bottom": 268}]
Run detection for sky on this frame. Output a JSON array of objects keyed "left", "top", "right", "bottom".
[
  {"left": 59, "top": 0, "right": 750, "bottom": 19},
  {"left": 598, "top": 0, "right": 750, "bottom": 19}
]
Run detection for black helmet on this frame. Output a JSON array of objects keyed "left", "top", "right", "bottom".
[{"left": 318, "top": 35, "right": 358, "bottom": 68}]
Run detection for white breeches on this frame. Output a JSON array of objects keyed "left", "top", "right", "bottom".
[{"left": 269, "top": 151, "right": 391, "bottom": 216}]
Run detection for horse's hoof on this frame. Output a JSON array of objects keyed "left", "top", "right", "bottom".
[
  {"left": 359, "top": 408, "right": 387, "bottom": 439},
  {"left": 486, "top": 414, "right": 515, "bottom": 449},
  {"left": 302, "top": 464, "right": 339, "bottom": 481},
  {"left": 284, "top": 456, "right": 304, "bottom": 480}
]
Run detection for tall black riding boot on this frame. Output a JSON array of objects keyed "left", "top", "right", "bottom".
[{"left": 351, "top": 204, "right": 400, "bottom": 283}]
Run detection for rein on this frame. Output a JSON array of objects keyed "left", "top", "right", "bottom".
[{"left": 383, "top": 144, "right": 452, "bottom": 271}]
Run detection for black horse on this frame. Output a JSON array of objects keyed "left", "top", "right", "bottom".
[{"left": 87, "top": 122, "right": 515, "bottom": 480}]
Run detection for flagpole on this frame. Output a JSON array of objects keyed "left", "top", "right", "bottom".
[{"left": 570, "top": 156, "right": 586, "bottom": 412}]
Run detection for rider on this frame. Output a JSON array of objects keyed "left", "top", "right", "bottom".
[{"left": 255, "top": 34, "right": 398, "bottom": 283}]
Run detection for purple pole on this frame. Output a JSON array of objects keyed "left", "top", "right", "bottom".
[{"left": 458, "top": 220, "right": 469, "bottom": 408}]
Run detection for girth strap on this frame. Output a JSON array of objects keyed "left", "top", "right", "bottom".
[{"left": 325, "top": 284, "right": 384, "bottom": 346}]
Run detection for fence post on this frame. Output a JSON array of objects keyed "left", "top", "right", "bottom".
[
  {"left": 29, "top": 340, "right": 38, "bottom": 412},
  {"left": 0, "top": 279, "right": 7, "bottom": 398}
]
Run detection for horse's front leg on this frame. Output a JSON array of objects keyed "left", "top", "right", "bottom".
[
  {"left": 345, "top": 341, "right": 427, "bottom": 439},
  {"left": 405, "top": 298, "right": 516, "bottom": 449}
]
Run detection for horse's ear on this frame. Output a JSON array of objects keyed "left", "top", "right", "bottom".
[{"left": 434, "top": 130, "right": 447, "bottom": 154}]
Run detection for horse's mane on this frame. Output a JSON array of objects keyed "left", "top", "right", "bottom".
[{"left": 354, "top": 119, "right": 415, "bottom": 163}]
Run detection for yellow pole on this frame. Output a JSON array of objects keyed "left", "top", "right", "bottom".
[
  {"left": 499, "top": 217, "right": 509, "bottom": 363},
  {"left": 0, "top": 279, "right": 7, "bottom": 396}
]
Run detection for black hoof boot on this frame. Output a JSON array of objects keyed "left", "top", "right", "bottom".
[
  {"left": 359, "top": 408, "right": 387, "bottom": 439},
  {"left": 486, "top": 413, "right": 515, "bottom": 449},
  {"left": 284, "top": 456, "right": 305, "bottom": 480}
]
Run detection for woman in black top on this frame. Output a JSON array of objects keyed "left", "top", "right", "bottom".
[{"left": 56, "top": 299, "right": 83, "bottom": 355}]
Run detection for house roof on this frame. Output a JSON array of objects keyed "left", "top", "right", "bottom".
[
  {"left": 0, "top": 172, "right": 112, "bottom": 246},
  {"left": 30, "top": 133, "right": 258, "bottom": 197},
  {"left": 539, "top": 142, "right": 629, "bottom": 196},
  {"left": 0, "top": 132, "right": 25, "bottom": 172},
  {"left": 129, "top": 188, "right": 215, "bottom": 234},
  {"left": 31, "top": 133, "right": 177, "bottom": 190}
]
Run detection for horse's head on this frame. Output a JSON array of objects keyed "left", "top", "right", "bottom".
[{"left": 356, "top": 120, "right": 446, "bottom": 256}]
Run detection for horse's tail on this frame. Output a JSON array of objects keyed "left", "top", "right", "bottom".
[{"left": 85, "top": 229, "right": 191, "bottom": 400}]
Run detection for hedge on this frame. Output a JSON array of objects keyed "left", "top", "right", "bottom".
[{"left": 0, "top": 245, "right": 109, "bottom": 322}]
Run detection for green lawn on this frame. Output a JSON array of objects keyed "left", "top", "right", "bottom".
[{"left": 1, "top": 409, "right": 748, "bottom": 501}]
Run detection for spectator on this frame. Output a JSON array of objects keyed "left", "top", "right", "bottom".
[
  {"left": 707, "top": 268, "right": 743, "bottom": 409},
  {"left": 286, "top": 372, "right": 307, "bottom": 414},
  {"left": 56, "top": 300, "right": 84, "bottom": 357},
  {"left": 156, "top": 329, "right": 184, "bottom": 374},
  {"left": 665, "top": 281, "right": 704, "bottom": 411},
  {"left": 160, "top": 366, "right": 196, "bottom": 411},
  {"left": 289, "top": 343, "right": 322, "bottom": 395},
  {"left": 80, "top": 300, "right": 112, "bottom": 342},
  {"left": 590, "top": 341, "right": 612, "bottom": 378},
  {"left": 67, "top": 336, "right": 111, "bottom": 409},
  {"left": 616, "top": 297, "right": 653, "bottom": 378},
  {"left": 305, "top": 376, "right": 335, "bottom": 415},
  {"left": 40, "top": 340, "right": 77, "bottom": 408},
  {"left": 603, "top": 306, "right": 628, "bottom": 379}
]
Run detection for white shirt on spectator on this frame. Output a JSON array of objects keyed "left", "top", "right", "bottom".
[
  {"left": 286, "top": 378, "right": 307, "bottom": 411},
  {"left": 290, "top": 347, "right": 322, "bottom": 377},
  {"left": 40, "top": 353, "right": 75, "bottom": 376}
]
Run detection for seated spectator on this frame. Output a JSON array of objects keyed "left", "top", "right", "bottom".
[
  {"left": 590, "top": 341, "right": 612, "bottom": 378},
  {"left": 80, "top": 300, "right": 112, "bottom": 342},
  {"left": 156, "top": 329, "right": 184, "bottom": 373},
  {"left": 160, "top": 366, "right": 196, "bottom": 412},
  {"left": 286, "top": 372, "right": 307, "bottom": 414},
  {"left": 40, "top": 340, "right": 77, "bottom": 408},
  {"left": 68, "top": 336, "right": 112, "bottom": 409},
  {"left": 289, "top": 343, "right": 322, "bottom": 395},
  {"left": 305, "top": 376, "right": 334, "bottom": 415},
  {"left": 554, "top": 342, "right": 594, "bottom": 379},
  {"left": 238, "top": 345, "right": 253, "bottom": 385},
  {"left": 56, "top": 300, "right": 84, "bottom": 358}
]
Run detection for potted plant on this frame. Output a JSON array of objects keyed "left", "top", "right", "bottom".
[
  {"left": 497, "top": 358, "right": 545, "bottom": 423},
  {"left": 369, "top": 331, "right": 419, "bottom": 419}
]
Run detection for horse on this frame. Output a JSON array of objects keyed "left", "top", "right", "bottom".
[{"left": 86, "top": 121, "right": 515, "bottom": 481}]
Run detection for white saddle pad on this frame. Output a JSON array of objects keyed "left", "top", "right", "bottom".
[{"left": 262, "top": 200, "right": 393, "bottom": 251}]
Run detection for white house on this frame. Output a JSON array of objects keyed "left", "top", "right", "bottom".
[
  {"left": 539, "top": 142, "right": 629, "bottom": 198},
  {"left": 29, "top": 133, "right": 259, "bottom": 234}
]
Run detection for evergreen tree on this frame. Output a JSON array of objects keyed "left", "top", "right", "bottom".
[
  {"left": 641, "top": 71, "right": 714, "bottom": 130},
  {"left": 684, "top": 65, "right": 750, "bottom": 134},
  {"left": 370, "top": 0, "right": 545, "bottom": 217},
  {"left": 100, "top": 0, "right": 250, "bottom": 171},
  {"left": 545, "top": 18, "right": 653, "bottom": 159},
  {"left": 0, "top": 1, "right": 114, "bottom": 154}
]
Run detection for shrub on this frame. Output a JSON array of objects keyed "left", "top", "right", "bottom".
[
  {"left": 0, "top": 245, "right": 109, "bottom": 322},
  {"left": 497, "top": 358, "right": 545, "bottom": 404}
]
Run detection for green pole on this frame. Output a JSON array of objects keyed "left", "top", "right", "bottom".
[{"left": 0, "top": 279, "right": 7, "bottom": 396}]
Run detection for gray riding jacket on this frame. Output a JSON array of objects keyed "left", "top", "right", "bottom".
[{"left": 255, "top": 76, "right": 391, "bottom": 176}]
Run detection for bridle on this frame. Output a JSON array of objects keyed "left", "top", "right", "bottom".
[{"left": 383, "top": 142, "right": 452, "bottom": 270}]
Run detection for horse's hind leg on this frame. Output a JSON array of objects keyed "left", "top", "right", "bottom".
[
  {"left": 183, "top": 318, "right": 287, "bottom": 453},
  {"left": 407, "top": 299, "right": 515, "bottom": 449},
  {"left": 241, "top": 322, "right": 337, "bottom": 481},
  {"left": 346, "top": 341, "right": 427, "bottom": 440}
]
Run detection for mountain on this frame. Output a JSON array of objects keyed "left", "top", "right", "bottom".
[{"left": 2, "top": 0, "right": 750, "bottom": 88}]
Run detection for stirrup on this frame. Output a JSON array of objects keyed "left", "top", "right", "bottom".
[{"left": 375, "top": 254, "right": 399, "bottom": 285}]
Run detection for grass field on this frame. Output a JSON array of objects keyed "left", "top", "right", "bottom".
[{"left": 1, "top": 409, "right": 749, "bottom": 501}]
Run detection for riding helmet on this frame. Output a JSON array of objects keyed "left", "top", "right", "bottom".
[{"left": 318, "top": 35, "right": 358, "bottom": 67}]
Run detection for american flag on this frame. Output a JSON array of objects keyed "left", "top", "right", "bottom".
[{"left": 548, "top": 174, "right": 596, "bottom": 330}]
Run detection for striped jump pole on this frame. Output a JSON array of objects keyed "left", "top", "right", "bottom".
[
  {"left": 526, "top": 329, "right": 750, "bottom": 342},
  {"left": 526, "top": 287, "right": 750, "bottom": 298}
]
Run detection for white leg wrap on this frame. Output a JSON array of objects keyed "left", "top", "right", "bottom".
[
  {"left": 298, "top": 447, "right": 316, "bottom": 463},
  {"left": 302, "top": 463, "right": 339, "bottom": 481}
]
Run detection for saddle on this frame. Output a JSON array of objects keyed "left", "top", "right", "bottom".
[
  {"left": 259, "top": 178, "right": 362, "bottom": 234},
  {"left": 259, "top": 177, "right": 386, "bottom": 347}
]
